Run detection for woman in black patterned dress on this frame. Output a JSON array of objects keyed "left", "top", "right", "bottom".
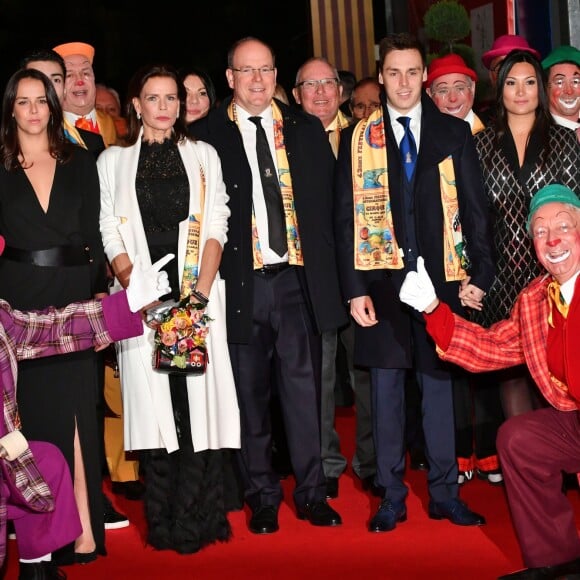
[{"left": 474, "top": 49, "right": 580, "bottom": 419}]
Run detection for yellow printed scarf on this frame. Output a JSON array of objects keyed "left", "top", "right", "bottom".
[
  {"left": 351, "top": 108, "right": 467, "bottom": 281},
  {"left": 180, "top": 165, "right": 205, "bottom": 298},
  {"left": 439, "top": 156, "right": 469, "bottom": 280},
  {"left": 351, "top": 108, "right": 403, "bottom": 270},
  {"left": 228, "top": 101, "right": 303, "bottom": 268}
]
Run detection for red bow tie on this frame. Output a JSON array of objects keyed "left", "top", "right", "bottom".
[{"left": 75, "top": 117, "right": 99, "bottom": 134}]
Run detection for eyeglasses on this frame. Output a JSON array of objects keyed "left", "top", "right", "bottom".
[
  {"left": 295, "top": 78, "right": 339, "bottom": 92},
  {"left": 231, "top": 67, "right": 275, "bottom": 76},
  {"left": 531, "top": 220, "right": 578, "bottom": 239},
  {"left": 431, "top": 83, "right": 471, "bottom": 98},
  {"left": 353, "top": 102, "right": 381, "bottom": 113},
  {"left": 549, "top": 77, "right": 580, "bottom": 90}
]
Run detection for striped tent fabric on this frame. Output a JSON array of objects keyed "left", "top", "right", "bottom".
[{"left": 310, "top": 0, "right": 377, "bottom": 79}]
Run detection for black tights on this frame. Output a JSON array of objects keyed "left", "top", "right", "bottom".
[{"left": 499, "top": 365, "right": 547, "bottom": 419}]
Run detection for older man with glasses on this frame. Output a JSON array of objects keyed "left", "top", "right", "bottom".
[
  {"left": 189, "top": 37, "right": 347, "bottom": 535},
  {"left": 349, "top": 76, "right": 382, "bottom": 120},
  {"left": 292, "top": 56, "right": 377, "bottom": 502},
  {"left": 426, "top": 54, "right": 482, "bottom": 133},
  {"left": 399, "top": 183, "right": 580, "bottom": 580}
]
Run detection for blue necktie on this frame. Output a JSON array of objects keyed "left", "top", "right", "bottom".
[{"left": 397, "top": 116, "right": 417, "bottom": 181}]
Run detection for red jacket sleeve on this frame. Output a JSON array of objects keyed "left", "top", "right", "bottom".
[{"left": 423, "top": 302, "right": 455, "bottom": 351}]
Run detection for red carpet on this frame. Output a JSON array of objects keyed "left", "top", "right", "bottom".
[{"left": 4, "top": 407, "right": 580, "bottom": 579}]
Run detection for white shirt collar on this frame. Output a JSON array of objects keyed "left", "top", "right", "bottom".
[
  {"left": 551, "top": 113, "right": 580, "bottom": 131},
  {"left": 560, "top": 272, "right": 579, "bottom": 305},
  {"left": 464, "top": 109, "right": 475, "bottom": 130},
  {"left": 63, "top": 109, "right": 97, "bottom": 124},
  {"left": 236, "top": 104, "right": 274, "bottom": 126},
  {"left": 387, "top": 102, "right": 422, "bottom": 149}
]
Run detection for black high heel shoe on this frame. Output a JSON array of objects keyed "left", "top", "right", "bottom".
[{"left": 74, "top": 550, "right": 97, "bottom": 565}]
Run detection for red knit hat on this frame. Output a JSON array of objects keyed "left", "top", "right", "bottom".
[
  {"left": 427, "top": 54, "right": 478, "bottom": 87},
  {"left": 482, "top": 35, "right": 540, "bottom": 69}
]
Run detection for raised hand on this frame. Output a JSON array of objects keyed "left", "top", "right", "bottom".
[
  {"left": 126, "top": 253, "right": 174, "bottom": 312},
  {"left": 399, "top": 257, "right": 438, "bottom": 313}
]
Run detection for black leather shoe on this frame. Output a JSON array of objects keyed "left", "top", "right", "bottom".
[
  {"left": 297, "top": 500, "right": 342, "bottom": 526},
  {"left": 428, "top": 498, "right": 486, "bottom": 526},
  {"left": 361, "top": 475, "right": 385, "bottom": 498},
  {"left": 326, "top": 477, "right": 339, "bottom": 499},
  {"left": 249, "top": 505, "right": 279, "bottom": 534},
  {"left": 369, "top": 499, "right": 407, "bottom": 532},
  {"left": 409, "top": 449, "right": 429, "bottom": 471},
  {"left": 19, "top": 561, "right": 66, "bottom": 579},
  {"left": 498, "top": 557, "right": 580, "bottom": 579},
  {"left": 111, "top": 480, "right": 145, "bottom": 500},
  {"left": 103, "top": 493, "right": 129, "bottom": 529}
]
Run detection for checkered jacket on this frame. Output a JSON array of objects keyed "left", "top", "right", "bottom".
[
  {"left": 427, "top": 275, "right": 579, "bottom": 412},
  {"left": 0, "top": 294, "right": 140, "bottom": 565}
]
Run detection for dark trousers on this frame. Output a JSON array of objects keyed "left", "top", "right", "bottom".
[
  {"left": 338, "top": 321, "right": 375, "bottom": 479},
  {"left": 371, "top": 365, "right": 458, "bottom": 504},
  {"left": 497, "top": 407, "right": 580, "bottom": 568},
  {"left": 228, "top": 267, "right": 326, "bottom": 510}
]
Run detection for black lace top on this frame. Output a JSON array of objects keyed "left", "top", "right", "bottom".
[{"left": 136, "top": 139, "right": 189, "bottom": 233}]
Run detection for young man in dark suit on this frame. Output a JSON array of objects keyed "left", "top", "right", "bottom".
[
  {"left": 189, "top": 37, "right": 347, "bottom": 534},
  {"left": 334, "top": 33, "right": 495, "bottom": 533}
]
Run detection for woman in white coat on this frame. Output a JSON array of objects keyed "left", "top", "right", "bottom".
[{"left": 98, "top": 63, "right": 240, "bottom": 554}]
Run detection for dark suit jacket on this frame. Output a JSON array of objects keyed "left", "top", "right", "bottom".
[
  {"left": 334, "top": 92, "right": 495, "bottom": 370},
  {"left": 189, "top": 97, "right": 348, "bottom": 344}
]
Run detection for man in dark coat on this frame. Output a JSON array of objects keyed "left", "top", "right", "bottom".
[
  {"left": 334, "top": 32, "right": 495, "bottom": 533},
  {"left": 190, "top": 37, "right": 347, "bottom": 535}
]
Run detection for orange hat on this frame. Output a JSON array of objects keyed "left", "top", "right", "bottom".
[
  {"left": 427, "top": 54, "right": 477, "bottom": 87},
  {"left": 53, "top": 42, "right": 95, "bottom": 64}
]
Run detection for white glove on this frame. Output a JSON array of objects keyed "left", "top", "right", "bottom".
[
  {"left": 126, "top": 253, "right": 174, "bottom": 312},
  {"left": 0, "top": 430, "right": 29, "bottom": 460},
  {"left": 399, "top": 257, "right": 437, "bottom": 313}
]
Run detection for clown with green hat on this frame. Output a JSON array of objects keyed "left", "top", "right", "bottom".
[{"left": 397, "top": 182, "right": 580, "bottom": 579}]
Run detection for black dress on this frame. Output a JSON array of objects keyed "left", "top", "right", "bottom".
[
  {"left": 473, "top": 124, "right": 580, "bottom": 327},
  {"left": 135, "top": 139, "right": 233, "bottom": 554},
  {"left": 0, "top": 145, "right": 107, "bottom": 556}
]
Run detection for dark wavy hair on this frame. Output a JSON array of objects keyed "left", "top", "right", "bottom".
[
  {"left": 0, "top": 68, "right": 69, "bottom": 172},
  {"left": 124, "top": 63, "right": 190, "bottom": 146},
  {"left": 493, "top": 49, "right": 553, "bottom": 161},
  {"left": 178, "top": 66, "right": 217, "bottom": 110}
]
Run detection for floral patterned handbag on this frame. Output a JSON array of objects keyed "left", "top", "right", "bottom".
[{"left": 152, "top": 295, "right": 211, "bottom": 375}]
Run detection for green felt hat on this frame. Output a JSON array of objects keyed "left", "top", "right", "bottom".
[
  {"left": 542, "top": 45, "right": 580, "bottom": 69},
  {"left": 527, "top": 184, "right": 580, "bottom": 232}
]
